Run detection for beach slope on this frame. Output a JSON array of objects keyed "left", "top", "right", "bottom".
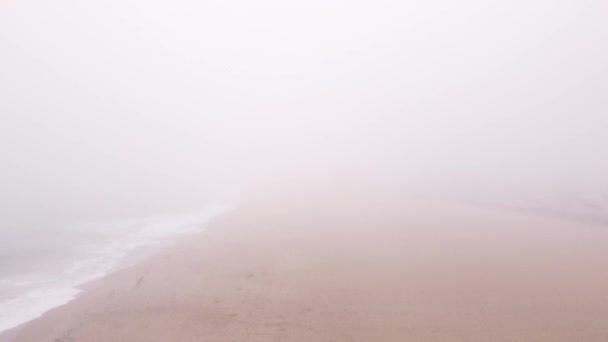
[{"left": 9, "top": 188, "right": 608, "bottom": 341}]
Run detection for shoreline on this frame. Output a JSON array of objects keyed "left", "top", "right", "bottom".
[
  {"left": 0, "top": 205, "right": 234, "bottom": 338},
  {"left": 6, "top": 189, "right": 608, "bottom": 341}
]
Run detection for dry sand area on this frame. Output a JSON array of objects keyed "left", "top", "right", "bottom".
[{"left": 7, "top": 187, "right": 608, "bottom": 341}]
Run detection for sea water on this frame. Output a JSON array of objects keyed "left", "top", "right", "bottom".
[{"left": 0, "top": 202, "right": 233, "bottom": 333}]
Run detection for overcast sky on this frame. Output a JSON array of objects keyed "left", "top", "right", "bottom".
[{"left": 1, "top": 0, "right": 607, "bottom": 226}]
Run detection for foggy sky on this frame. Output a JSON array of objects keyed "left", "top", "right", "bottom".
[{"left": 1, "top": 0, "right": 607, "bottom": 226}]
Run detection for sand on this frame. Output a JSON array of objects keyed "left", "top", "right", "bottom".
[{"left": 6, "top": 187, "right": 608, "bottom": 341}]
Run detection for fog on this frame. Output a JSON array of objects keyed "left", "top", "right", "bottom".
[{"left": 2, "top": 0, "right": 607, "bottom": 227}]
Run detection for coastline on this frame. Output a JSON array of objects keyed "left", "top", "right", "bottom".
[
  {"left": 0, "top": 204, "right": 234, "bottom": 337},
  {"left": 6, "top": 188, "right": 608, "bottom": 341}
]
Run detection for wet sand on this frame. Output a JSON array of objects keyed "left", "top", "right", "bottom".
[{"left": 7, "top": 187, "right": 608, "bottom": 341}]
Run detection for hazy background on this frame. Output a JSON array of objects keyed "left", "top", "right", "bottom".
[{"left": 2, "top": 0, "right": 608, "bottom": 229}]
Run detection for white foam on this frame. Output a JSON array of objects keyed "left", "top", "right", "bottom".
[
  {"left": 0, "top": 202, "right": 234, "bottom": 333},
  {"left": 0, "top": 285, "right": 81, "bottom": 333}
]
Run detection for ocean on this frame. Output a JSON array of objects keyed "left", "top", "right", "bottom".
[{"left": 0, "top": 202, "right": 233, "bottom": 333}]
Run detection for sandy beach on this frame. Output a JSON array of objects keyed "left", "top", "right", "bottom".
[{"left": 6, "top": 186, "right": 608, "bottom": 341}]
